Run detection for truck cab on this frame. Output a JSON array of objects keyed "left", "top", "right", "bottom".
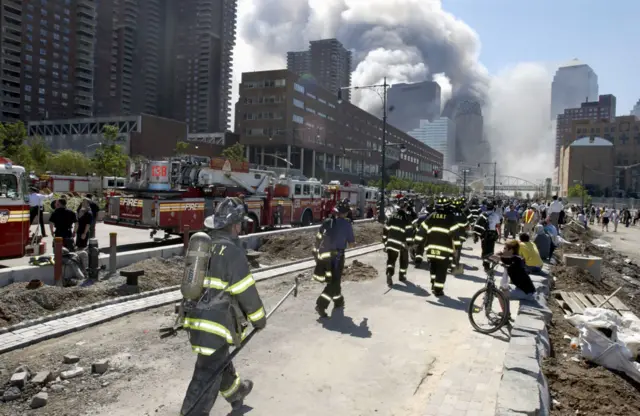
[{"left": 0, "top": 157, "right": 31, "bottom": 259}]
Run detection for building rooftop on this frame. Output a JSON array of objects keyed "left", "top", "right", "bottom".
[
  {"left": 571, "top": 136, "right": 612, "bottom": 147},
  {"left": 559, "top": 58, "right": 587, "bottom": 68}
]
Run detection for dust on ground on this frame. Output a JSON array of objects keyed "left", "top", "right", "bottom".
[
  {"left": 343, "top": 260, "right": 378, "bottom": 282},
  {"left": 258, "top": 221, "right": 382, "bottom": 264},
  {"left": 542, "top": 220, "right": 640, "bottom": 415},
  {"left": 0, "top": 257, "right": 183, "bottom": 328}
]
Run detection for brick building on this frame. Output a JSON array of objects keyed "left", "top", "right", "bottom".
[{"left": 235, "top": 69, "right": 443, "bottom": 183}]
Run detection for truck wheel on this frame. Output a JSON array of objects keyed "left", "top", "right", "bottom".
[{"left": 302, "top": 210, "right": 313, "bottom": 226}]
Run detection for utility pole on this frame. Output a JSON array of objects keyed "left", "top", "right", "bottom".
[
  {"left": 462, "top": 169, "right": 468, "bottom": 199},
  {"left": 379, "top": 77, "right": 388, "bottom": 223},
  {"left": 581, "top": 163, "right": 585, "bottom": 209},
  {"left": 492, "top": 162, "right": 497, "bottom": 198}
]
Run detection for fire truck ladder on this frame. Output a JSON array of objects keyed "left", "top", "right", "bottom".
[{"left": 224, "top": 172, "right": 269, "bottom": 195}]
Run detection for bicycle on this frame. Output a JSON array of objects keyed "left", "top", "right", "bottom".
[{"left": 467, "top": 255, "right": 512, "bottom": 334}]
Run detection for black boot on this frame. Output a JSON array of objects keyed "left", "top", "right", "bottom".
[
  {"left": 386, "top": 273, "right": 393, "bottom": 288},
  {"left": 230, "top": 380, "right": 254, "bottom": 411},
  {"left": 315, "top": 305, "right": 328, "bottom": 318},
  {"left": 399, "top": 275, "right": 407, "bottom": 282},
  {"left": 433, "top": 288, "right": 445, "bottom": 297}
]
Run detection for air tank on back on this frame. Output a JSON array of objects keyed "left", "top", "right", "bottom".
[{"left": 181, "top": 232, "right": 212, "bottom": 300}]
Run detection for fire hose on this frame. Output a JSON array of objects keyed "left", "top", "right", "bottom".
[{"left": 172, "top": 277, "right": 299, "bottom": 415}]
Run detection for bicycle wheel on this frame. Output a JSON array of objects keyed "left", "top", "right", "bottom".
[{"left": 467, "top": 287, "right": 510, "bottom": 334}]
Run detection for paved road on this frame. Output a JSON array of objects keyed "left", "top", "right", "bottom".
[
  {"left": 596, "top": 222, "right": 640, "bottom": 263},
  {"left": 0, "top": 223, "right": 163, "bottom": 268},
  {"left": 86, "top": 242, "right": 511, "bottom": 416}
]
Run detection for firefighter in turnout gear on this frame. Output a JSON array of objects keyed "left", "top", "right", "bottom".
[
  {"left": 468, "top": 197, "right": 482, "bottom": 243},
  {"left": 416, "top": 196, "right": 457, "bottom": 296},
  {"left": 383, "top": 199, "right": 412, "bottom": 288},
  {"left": 180, "top": 197, "right": 266, "bottom": 415},
  {"left": 450, "top": 197, "right": 468, "bottom": 275},
  {"left": 314, "top": 198, "right": 355, "bottom": 318},
  {"left": 412, "top": 206, "right": 430, "bottom": 267},
  {"left": 474, "top": 202, "right": 501, "bottom": 271}
]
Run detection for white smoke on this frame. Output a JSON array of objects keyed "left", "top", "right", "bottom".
[{"left": 232, "top": 0, "right": 554, "bottom": 181}]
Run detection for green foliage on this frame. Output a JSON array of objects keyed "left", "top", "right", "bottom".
[
  {"left": 0, "top": 121, "right": 34, "bottom": 170},
  {"left": 567, "top": 184, "right": 592, "bottom": 205},
  {"left": 175, "top": 141, "right": 190, "bottom": 154},
  {"left": 221, "top": 142, "right": 247, "bottom": 162},
  {"left": 91, "top": 125, "right": 128, "bottom": 177},
  {"left": 368, "top": 176, "right": 460, "bottom": 195},
  {"left": 48, "top": 150, "right": 92, "bottom": 175}
]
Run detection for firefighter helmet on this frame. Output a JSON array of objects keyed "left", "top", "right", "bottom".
[
  {"left": 204, "top": 197, "right": 249, "bottom": 230},
  {"left": 335, "top": 198, "right": 351, "bottom": 214},
  {"left": 435, "top": 196, "right": 451, "bottom": 208}
]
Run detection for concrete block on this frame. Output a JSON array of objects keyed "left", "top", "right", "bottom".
[
  {"left": 10, "top": 371, "right": 28, "bottom": 388},
  {"left": 496, "top": 370, "right": 547, "bottom": 416},
  {"left": 63, "top": 354, "right": 80, "bottom": 364},
  {"left": 533, "top": 282, "right": 550, "bottom": 297},
  {"left": 60, "top": 367, "right": 84, "bottom": 380},
  {"left": 503, "top": 353, "right": 542, "bottom": 380},
  {"left": 91, "top": 360, "right": 109, "bottom": 374},
  {"left": 31, "top": 371, "right": 52, "bottom": 385},
  {"left": 30, "top": 392, "right": 48, "bottom": 409},
  {"left": 513, "top": 314, "right": 546, "bottom": 334},
  {"left": 2, "top": 386, "right": 21, "bottom": 402},
  {"left": 529, "top": 275, "right": 549, "bottom": 286},
  {"left": 511, "top": 328, "right": 551, "bottom": 358},
  {"left": 518, "top": 301, "right": 552, "bottom": 324},
  {"left": 506, "top": 336, "right": 541, "bottom": 361}
]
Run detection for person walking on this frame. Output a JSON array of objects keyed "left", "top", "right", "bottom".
[
  {"left": 28, "top": 187, "right": 52, "bottom": 237},
  {"left": 612, "top": 209, "right": 620, "bottom": 232},
  {"left": 382, "top": 198, "right": 412, "bottom": 288},
  {"left": 49, "top": 198, "right": 78, "bottom": 251},
  {"left": 601, "top": 207, "right": 611, "bottom": 232},
  {"left": 548, "top": 196, "right": 563, "bottom": 227},
  {"left": 75, "top": 199, "right": 94, "bottom": 250}
]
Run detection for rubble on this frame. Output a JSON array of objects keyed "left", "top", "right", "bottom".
[
  {"left": 92, "top": 360, "right": 109, "bottom": 374},
  {"left": 2, "top": 386, "right": 21, "bottom": 402},
  {"left": 49, "top": 384, "right": 64, "bottom": 392},
  {"left": 30, "top": 391, "right": 48, "bottom": 409},
  {"left": 60, "top": 367, "right": 84, "bottom": 380},
  {"left": 31, "top": 371, "right": 52, "bottom": 385},
  {"left": 343, "top": 260, "right": 379, "bottom": 282},
  {"left": 63, "top": 354, "right": 80, "bottom": 364},
  {"left": 9, "top": 371, "right": 28, "bottom": 388}
]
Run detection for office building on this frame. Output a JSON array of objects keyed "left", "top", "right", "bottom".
[
  {"left": 631, "top": 99, "right": 640, "bottom": 119},
  {"left": 0, "top": 0, "right": 96, "bottom": 122},
  {"left": 286, "top": 39, "right": 352, "bottom": 102},
  {"left": 387, "top": 81, "right": 441, "bottom": 132},
  {"left": 93, "top": 0, "right": 163, "bottom": 117},
  {"left": 559, "top": 136, "right": 614, "bottom": 197},
  {"left": 441, "top": 95, "right": 486, "bottom": 165},
  {"left": 407, "top": 118, "right": 455, "bottom": 172},
  {"left": 555, "top": 94, "right": 616, "bottom": 169},
  {"left": 550, "top": 59, "right": 598, "bottom": 120},
  {"left": 235, "top": 70, "right": 443, "bottom": 183},
  {"left": 161, "top": 0, "right": 237, "bottom": 133}
]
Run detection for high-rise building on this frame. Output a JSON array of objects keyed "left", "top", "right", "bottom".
[
  {"left": 631, "top": 99, "right": 640, "bottom": 118},
  {"left": 387, "top": 81, "right": 441, "bottom": 132},
  {"left": 0, "top": 0, "right": 96, "bottom": 122},
  {"left": 407, "top": 118, "right": 455, "bottom": 171},
  {"left": 94, "top": 0, "right": 163, "bottom": 117},
  {"left": 441, "top": 95, "right": 485, "bottom": 165},
  {"left": 286, "top": 39, "right": 352, "bottom": 102},
  {"left": 550, "top": 59, "right": 598, "bottom": 120},
  {"left": 161, "top": 0, "right": 237, "bottom": 133},
  {"left": 555, "top": 94, "right": 616, "bottom": 170}
]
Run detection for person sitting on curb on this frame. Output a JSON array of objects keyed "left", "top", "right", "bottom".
[
  {"left": 491, "top": 239, "right": 536, "bottom": 301},
  {"left": 518, "top": 233, "right": 544, "bottom": 275}
]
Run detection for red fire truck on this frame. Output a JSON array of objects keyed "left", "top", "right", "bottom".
[
  {"left": 0, "top": 157, "right": 45, "bottom": 259},
  {"left": 104, "top": 157, "right": 326, "bottom": 237},
  {"left": 323, "top": 180, "right": 380, "bottom": 219}
]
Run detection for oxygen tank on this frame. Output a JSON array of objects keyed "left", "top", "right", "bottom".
[{"left": 181, "top": 232, "right": 212, "bottom": 300}]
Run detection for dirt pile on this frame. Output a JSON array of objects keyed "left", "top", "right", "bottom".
[
  {"left": 543, "top": 301, "right": 640, "bottom": 416},
  {"left": 0, "top": 257, "right": 183, "bottom": 328},
  {"left": 551, "top": 265, "right": 612, "bottom": 294},
  {"left": 259, "top": 221, "right": 382, "bottom": 264},
  {"left": 343, "top": 260, "right": 378, "bottom": 282}
]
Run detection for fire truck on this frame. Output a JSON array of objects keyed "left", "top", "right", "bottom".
[
  {"left": 104, "top": 156, "right": 326, "bottom": 237},
  {"left": 323, "top": 180, "right": 380, "bottom": 219},
  {"left": 33, "top": 174, "right": 126, "bottom": 195},
  {"left": 0, "top": 157, "right": 45, "bottom": 259}
]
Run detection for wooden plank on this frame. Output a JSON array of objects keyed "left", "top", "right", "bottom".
[
  {"left": 559, "top": 291, "right": 585, "bottom": 314},
  {"left": 607, "top": 296, "right": 632, "bottom": 312},
  {"left": 574, "top": 292, "right": 596, "bottom": 310},
  {"left": 589, "top": 294, "right": 618, "bottom": 312}
]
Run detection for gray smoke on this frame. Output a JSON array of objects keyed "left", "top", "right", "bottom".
[{"left": 238, "top": 0, "right": 489, "bottom": 112}]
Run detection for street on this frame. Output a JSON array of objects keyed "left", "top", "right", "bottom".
[{"left": 0, "top": 241, "right": 512, "bottom": 416}]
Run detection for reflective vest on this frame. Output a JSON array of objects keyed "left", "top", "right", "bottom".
[{"left": 524, "top": 209, "right": 535, "bottom": 224}]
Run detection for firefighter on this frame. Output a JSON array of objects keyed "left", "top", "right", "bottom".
[
  {"left": 468, "top": 197, "right": 482, "bottom": 243},
  {"left": 180, "top": 197, "right": 265, "bottom": 415},
  {"left": 474, "top": 202, "right": 501, "bottom": 271},
  {"left": 314, "top": 198, "right": 355, "bottom": 318},
  {"left": 450, "top": 197, "right": 468, "bottom": 274},
  {"left": 382, "top": 198, "right": 412, "bottom": 288},
  {"left": 419, "top": 196, "right": 457, "bottom": 296},
  {"left": 412, "top": 205, "right": 430, "bottom": 267}
]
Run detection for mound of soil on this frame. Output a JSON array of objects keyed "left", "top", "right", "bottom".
[
  {"left": 343, "top": 260, "right": 378, "bottom": 282},
  {"left": 259, "top": 221, "right": 382, "bottom": 264},
  {"left": 551, "top": 265, "right": 612, "bottom": 294},
  {"left": 0, "top": 257, "right": 183, "bottom": 328}
]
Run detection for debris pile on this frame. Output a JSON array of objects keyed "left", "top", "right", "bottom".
[
  {"left": 343, "top": 260, "right": 378, "bottom": 282},
  {"left": 0, "top": 353, "right": 113, "bottom": 413}
]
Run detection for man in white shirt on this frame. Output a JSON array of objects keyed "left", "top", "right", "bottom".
[
  {"left": 29, "top": 187, "right": 52, "bottom": 237},
  {"left": 547, "top": 195, "right": 563, "bottom": 227}
]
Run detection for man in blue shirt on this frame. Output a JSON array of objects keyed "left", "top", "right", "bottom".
[
  {"left": 313, "top": 199, "right": 355, "bottom": 318},
  {"left": 503, "top": 203, "right": 519, "bottom": 239}
]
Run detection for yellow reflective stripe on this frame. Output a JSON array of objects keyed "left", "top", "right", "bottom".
[
  {"left": 405, "top": 225, "right": 413, "bottom": 229},
  {"left": 192, "top": 345, "right": 216, "bottom": 355},
  {"left": 433, "top": 282, "right": 445, "bottom": 288},
  {"left": 316, "top": 232, "right": 323, "bottom": 239},
  {"left": 248, "top": 307, "right": 265, "bottom": 322},
  {"left": 384, "top": 225, "right": 391, "bottom": 230},
  {"left": 318, "top": 252, "right": 332, "bottom": 259},
  {"left": 389, "top": 225, "right": 404, "bottom": 232},
  {"left": 387, "top": 238, "right": 405, "bottom": 246},
  {"left": 427, "top": 245, "right": 454, "bottom": 253},
  {"left": 450, "top": 224, "right": 460, "bottom": 231},
  {"left": 183, "top": 318, "right": 233, "bottom": 343},
  {"left": 313, "top": 274, "right": 326, "bottom": 282},
  {"left": 203, "top": 277, "right": 226, "bottom": 289},
  {"left": 386, "top": 246, "right": 400, "bottom": 252},
  {"left": 414, "top": 235, "right": 424, "bottom": 241},
  {"left": 428, "top": 227, "right": 450, "bottom": 234},
  {"left": 227, "top": 274, "right": 255, "bottom": 295},
  {"left": 421, "top": 222, "right": 428, "bottom": 231},
  {"left": 427, "top": 255, "right": 447, "bottom": 260},
  {"left": 320, "top": 293, "right": 332, "bottom": 301},
  {"left": 220, "top": 373, "right": 241, "bottom": 398}
]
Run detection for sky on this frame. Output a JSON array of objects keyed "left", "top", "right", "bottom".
[{"left": 442, "top": 0, "right": 640, "bottom": 113}]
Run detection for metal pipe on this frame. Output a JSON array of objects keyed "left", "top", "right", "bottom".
[
  {"left": 379, "top": 77, "right": 387, "bottom": 223},
  {"left": 109, "top": 232, "right": 117, "bottom": 275},
  {"left": 54, "top": 237, "right": 63, "bottom": 286}
]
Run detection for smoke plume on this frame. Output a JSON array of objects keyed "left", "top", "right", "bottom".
[{"left": 233, "top": 0, "right": 554, "bottom": 180}]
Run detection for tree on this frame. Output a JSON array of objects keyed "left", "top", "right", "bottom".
[
  {"left": 91, "top": 125, "right": 129, "bottom": 177},
  {"left": 567, "top": 184, "right": 592, "bottom": 206},
  {"left": 48, "top": 150, "right": 92, "bottom": 175},
  {"left": 26, "top": 136, "right": 50, "bottom": 174},
  {"left": 221, "top": 142, "right": 247, "bottom": 162},
  {"left": 0, "top": 121, "right": 34, "bottom": 170},
  {"left": 175, "top": 141, "right": 189, "bottom": 155}
]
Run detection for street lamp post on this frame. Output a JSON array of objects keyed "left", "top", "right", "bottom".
[{"left": 338, "top": 77, "right": 390, "bottom": 222}]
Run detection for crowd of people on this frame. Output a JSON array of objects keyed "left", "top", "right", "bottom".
[{"left": 574, "top": 204, "right": 640, "bottom": 232}]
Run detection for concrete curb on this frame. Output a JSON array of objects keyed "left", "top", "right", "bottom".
[
  {"left": 495, "top": 269, "right": 554, "bottom": 416},
  {"left": 0, "top": 244, "right": 383, "bottom": 355},
  {"left": 0, "top": 242, "right": 381, "bottom": 335}
]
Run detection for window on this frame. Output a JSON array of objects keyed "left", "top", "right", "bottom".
[
  {"left": 293, "top": 114, "right": 304, "bottom": 124},
  {"left": 294, "top": 83, "right": 305, "bottom": 94},
  {"left": 38, "top": 87, "right": 45, "bottom": 94},
  {"left": 294, "top": 184, "right": 302, "bottom": 195},
  {"left": 274, "top": 79, "right": 286, "bottom": 87},
  {"left": 293, "top": 98, "right": 304, "bottom": 109},
  {"left": 303, "top": 184, "right": 310, "bottom": 195},
  {"left": 0, "top": 173, "right": 18, "bottom": 198}
]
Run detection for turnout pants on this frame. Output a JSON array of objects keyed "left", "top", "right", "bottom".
[
  {"left": 386, "top": 247, "right": 409, "bottom": 279},
  {"left": 29, "top": 206, "right": 47, "bottom": 236},
  {"left": 180, "top": 347, "right": 244, "bottom": 415},
  {"left": 316, "top": 253, "right": 346, "bottom": 310},
  {"left": 481, "top": 231, "right": 498, "bottom": 270},
  {"left": 430, "top": 258, "right": 450, "bottom": 291}
]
